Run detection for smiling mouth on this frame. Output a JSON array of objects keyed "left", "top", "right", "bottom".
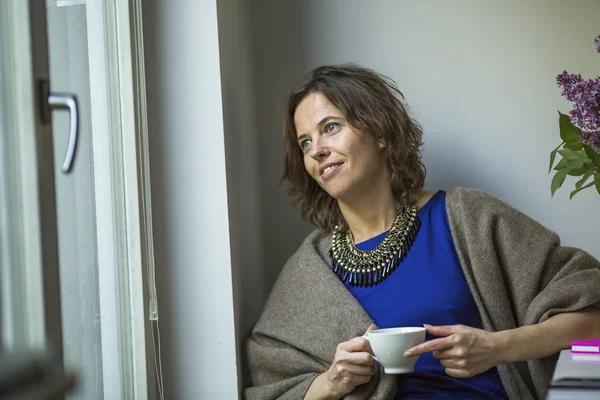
[{"left": 321, "top": 163, "right": 343, "bottom": 180}]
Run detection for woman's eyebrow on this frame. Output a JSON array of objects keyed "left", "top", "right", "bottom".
[
  {"left": 316, "top": 116, "right": 342, "bottom": 127},
  {"left": 297, "top": 133, "right": 310, "bottom": 143}
]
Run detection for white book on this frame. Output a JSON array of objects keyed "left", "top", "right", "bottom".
[
  {"left": 572, "top": 345, "right": 600, "bottom": 353},
  {"left": 572, "top": 353, "right": 600, "bottom": 362}
]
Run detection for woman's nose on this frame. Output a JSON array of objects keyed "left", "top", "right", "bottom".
[{"left": 309, "top": 137, "right": 330, "bottom": 160}]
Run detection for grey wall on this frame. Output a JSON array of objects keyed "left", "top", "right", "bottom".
[
  {"left": 217, "top": 0, "right": 266, "bottom": 391},
  {"left": 250, "top": 0, "right": 600, "bottom": 294},
  {"left": 250, "top": 2, "right": 317, "bottom": 292}
]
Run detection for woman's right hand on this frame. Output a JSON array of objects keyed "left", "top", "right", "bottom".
[{"left": 305, "top": 324, "right": 377, "bottom": 400}]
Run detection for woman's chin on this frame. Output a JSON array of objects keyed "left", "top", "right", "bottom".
[
  {"left": 319, "top": 180, "right": 354, "bottom": 202},
  {"left": 324, "top": 188, "right": 351, "bottom": 202}
]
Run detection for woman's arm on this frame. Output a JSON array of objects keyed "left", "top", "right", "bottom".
[
  {"left": 404, "top": 307, "right": 600, "bottom": 378},
  {"left": 497, "top": 306, "right": 600, "bottom": 364}
]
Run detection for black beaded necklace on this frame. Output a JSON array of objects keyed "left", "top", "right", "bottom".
[{"left": 329, "top": 205, "right": 421, "bottom": 287}]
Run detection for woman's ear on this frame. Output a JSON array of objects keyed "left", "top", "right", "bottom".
[{"left": 379, "top": 139, "right": 387, "bottom": 149}]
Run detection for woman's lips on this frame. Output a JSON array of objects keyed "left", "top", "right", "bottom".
[{"left": 321, "top": 163, "right": 343, "bottom": 180}]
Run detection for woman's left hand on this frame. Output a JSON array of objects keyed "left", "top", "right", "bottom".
[{"left": 403, "top": 324, "right": 502, "bottom": 378}]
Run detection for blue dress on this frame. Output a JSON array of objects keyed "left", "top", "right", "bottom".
[{"left": 346, "top": 191, "right": 508, "bottom": 399}]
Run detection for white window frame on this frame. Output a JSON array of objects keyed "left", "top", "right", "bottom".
[
  {"left": 115, "top": 0, "right": 157, "bottom": 398},
  {"left": 86, "top": 0, "right": 156, "bottom": 398}
]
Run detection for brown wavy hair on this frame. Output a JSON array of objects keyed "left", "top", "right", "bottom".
[{"left": 281, "top": 64, "right": 426, "bottom": 232}]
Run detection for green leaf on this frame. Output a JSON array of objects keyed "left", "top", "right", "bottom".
[
  {"left": 558, "top": 148, "right": 582, "bottom": 161},
  {"left": 564, "top": 142, "right": 583, "bottom": 151},
  {"left": 569, "top": 181, "right": 596, "bottom": 199},
  {"left": 575, "top": 163, "right": 595, "bottom": 189},
  {"left": 549, "top": 142, "right": 564, "bottom": 173},
  {"left": 584, "top": 144, "right": 600, "bottom": 169},
  {"left": 551, "top": 169, "right": 568, "bottom": 197},
  {"left": 573, "top": 173, "right": 600, "bottom": 197},
  {"left": 553, "top": 158, "right": 569, "bottom": 171},
  {"left": 566, "top": 158, "right": 586, "bottom": 171},
  {"left": 558, "top": 112, "right": 582, "bottom": 144},
  {"left": 567, "top": 166, "right": 588, "bottom": 177},
  {"left": 554, "top": 152, "right": 591, "bottom": 175}
]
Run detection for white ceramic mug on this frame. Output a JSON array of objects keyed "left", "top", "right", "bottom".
[{"left": 362, "top": 327, "right": 426, "bottom": 374}]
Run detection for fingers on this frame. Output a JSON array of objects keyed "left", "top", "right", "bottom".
[
  {"left": 363, "top": 323, "right": 378, "bottom": 335},
  {"left": 425, "top": 324, "right": 461, "bottom": 337},
  {"left": 404, "top": 337, "right": 455, "bottom": 357},
  {"left": 332, "top": 335, "right": 377, "bottom": 372},
  {"left": 406, "top": 324, "right": 495, "bottom": 380},
  {"left": 336, "top": 339, "right": 375, "bottom": 369},
  {"left": 435, "top": 347, "right": 488, "bottom": 379},
  {"left": 333, "top": 361, "right": 376, "bottom": 377},
  {"left": 439, "top": 356, "right": 469, "bottom": 369},
  {"left": 335, "top": 349, "right": 375, "bottom": 367},
  {"left": 444, "top": 367, "right": 471, "bottom": 379},
  {"left": 405, "top": 325, "right": 471, "bottom": 357},
  {"left": 432, "top": 346, "right": 467, "bottom": 360},
  {"left": 342, "top": 336, "right": 373, "bottom": 353},
  {"left": 326, "top": 331, "right": 379, "bottom": 397}
]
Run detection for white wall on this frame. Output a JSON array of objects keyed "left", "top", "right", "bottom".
[
  {"left": 143, "top": 1, "right": 239, "bottom": 398},
  {"left": 250, "top": 0, "right": 600, "bottom": 292}
]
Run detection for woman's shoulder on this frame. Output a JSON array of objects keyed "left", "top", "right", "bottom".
[
  {"left": 416, "top": 187, "right": 507, "bottom": 216},
  {"left": 445, "top": 187, "right": 524, "bottom": 217},
  {"left": 414, "top": 189, "right": 437, "bottom": 210},
  {"left": 444, "top": 187, "right": 555, "bottom": 244},
  {"left": 446, "top": 186, "right": 502, "bottom": 204},
  {"left": 418, "top": 187, "right": 503, "bottom": 206}
]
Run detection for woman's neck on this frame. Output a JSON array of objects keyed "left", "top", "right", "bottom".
[
  {"left": 338, "top": 189, "right": 433, "bottom": 244},
  {"left": 338, "top": 190, "right": 399, "bottom": 244}
]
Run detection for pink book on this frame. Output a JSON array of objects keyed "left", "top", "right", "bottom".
[{"left": 571, "top": 339, "right": 600, "bottom": 354}]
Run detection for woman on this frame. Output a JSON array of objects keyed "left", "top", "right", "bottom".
[{"left": 245, "top": 64, "right": 600, "bottom": 400}]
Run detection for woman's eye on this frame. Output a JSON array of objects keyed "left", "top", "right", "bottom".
[
  {"left": 325, "top": 122, "right": 339, "bottom": 133},
  {"left": 300, "top": 139, "right": 312, "bottom": 150}
]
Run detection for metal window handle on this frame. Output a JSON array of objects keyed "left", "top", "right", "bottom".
[{"left": 48, "top": 93, "right": 79, "bottom": 173}]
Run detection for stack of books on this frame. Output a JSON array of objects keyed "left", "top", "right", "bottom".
[{"left": 549, "top": 339, "right": 600, "bottom": 391}]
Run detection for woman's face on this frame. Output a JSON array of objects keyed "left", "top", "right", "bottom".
[{"left": 294, "top": 92, "right": 389, "bottom": 202}]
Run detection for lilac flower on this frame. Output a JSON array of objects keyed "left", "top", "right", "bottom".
[
  {"left": 555, "top": 34, "right": 600, "bottom": 157},
  {"left": 556, "top": 71, "right": 582, "bottom": 87},
  {"left": 582, "top": 131, "right": 600, "bottom": 154},
  {"left": 556, "top": 75, "right": 600, "bottom": 133}
]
